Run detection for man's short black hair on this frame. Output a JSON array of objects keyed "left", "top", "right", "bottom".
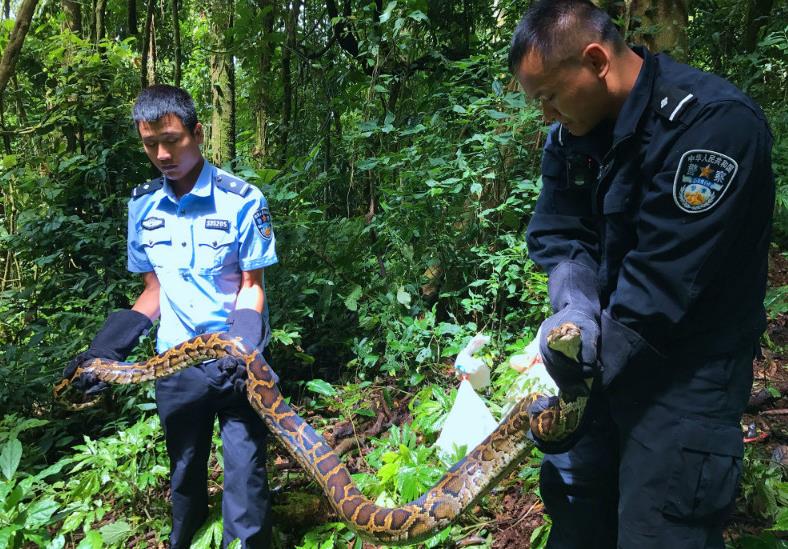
[
  {"left": 132, "top": 85, "right": 199, "bottom": 133},
  {"left": 508, "top": 0, "right": 625, "bottom": 72}
]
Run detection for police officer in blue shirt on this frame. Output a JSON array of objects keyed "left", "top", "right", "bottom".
[
  {"left": 64, "top": 85, "right": 277, "bottom": 548},
  {"left": 508, "top": 1, "right": 774, "bottom": 547}
]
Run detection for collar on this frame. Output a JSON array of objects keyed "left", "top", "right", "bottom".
[
  {"left": 611, "top": 46, "right": 656, "bottom": 145},
  {"left": 162, "top": 160, "right": 214, "bottom": 203}
]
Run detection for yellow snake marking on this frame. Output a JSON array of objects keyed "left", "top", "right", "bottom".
[{"left": 54, "top": 328, "right": 588, "bottom": 545}]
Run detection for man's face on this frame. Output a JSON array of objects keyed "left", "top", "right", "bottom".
[
  {"left": 515, "top": 49, "right": 610, "bottom": 136},
  {"left": 137, "top": 114, "right": 203, "bottom": 182}
]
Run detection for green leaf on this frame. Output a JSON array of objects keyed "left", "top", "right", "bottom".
[
  {"left": 396, "top": 287, "right": 412, "bottom": 307},
  {"left": 45, "top": 535, "right": 66, "bottom": 549},
  {"left": 379, "top": 1, "right": 397, "bottom": 23},
  {"left": 24, "top": 499, "right": 59, "bottom": 529},
  {"left": 306, "top": 379, "right": 337, "bottom": 397},
  {"left": 0, "top": 439, "right": 22, "bottom": 480},
  {"left": 99, "top": 521, "right": 132, "bottom": 544},
  {"left": 357, "top": 158, "right": 378, "bottom": 170},
  {"left": 1, "top": 154, "right": 16, "bottom": 169},
  {"left": 0, "top": 527, "right": 17, "bottom": 548},
  {"left": 452, "top": 104, "right": 467, "bottom": 114},
  {"left": 76, "top": 530, "right": 103, "bottom": 549},
  {"left": 767, "top": 385, "right": 781, "bottom": 398},
  {"left": 344, "top": 285, "right": 363, "bottom": 311},
  {"left": 485, "top": 109, "right": 509, "bottom": 120}
]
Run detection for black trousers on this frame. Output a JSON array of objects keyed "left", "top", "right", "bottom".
[
  {"left": 156, "top": 361, "right": 272, "bottom": 549},
  {"left": 541, "top": 344, "right": 755, "bottom": 549}
]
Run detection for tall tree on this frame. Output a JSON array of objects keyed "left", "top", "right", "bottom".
[
  {"left": 62, "top": 0, "right": 81, "bottom": 34},
  {"left": 95, "top": 0, "right": 107, "bottom": 42},
  {"left": 141, "top": 0, "right": 156, "bottom": 87},
  {"left": 742, "top": 0, "right": 775, "bottom": 52},
  {"left": 128, "top": 0, "right": 138, "bottom": 36},
  {"left": 625, "top": 0, "right": 688, "bottom": 59},
  {"left": 253, "top": 0, "right": 275, "bottom": 162},
  {"left": 172, "top": 0, "right": 181, "bottom": 86},
  {"left": 209, "top": 0, "right": 236, "bottom": 165},
  {"left": 0, "top": 0, "right": 39, "bottom": 99},
  {"left": 279, "top": 0, "right": 300, "bottom": 165}
]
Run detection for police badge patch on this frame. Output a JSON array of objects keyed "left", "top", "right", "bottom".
[
  {"left": 253, "top": 207, "right": 273, "bottom": 240},
  {"left": 673, "top": 149, "right": 738, "bottom": 214},
  {"left": 141, "top": 217, "right": 165, "bottom": 230}
]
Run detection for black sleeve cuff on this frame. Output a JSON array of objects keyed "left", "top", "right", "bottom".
[
  {"left": 599, "top": 310, "right": 664, "bottom": 387},
  {"left": 90, "top": 309, "right": 153, "bottom": 361},
  {"left": 227, "top": 308, "right": 263, "bottom": 349}
]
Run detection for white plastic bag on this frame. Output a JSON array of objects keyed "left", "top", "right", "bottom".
[
  {"left": 435, "top": 378, "right": 498, "bottom": 460},
  {"left": 453, "top": 333, "right": 491, "bottom": 390},
  {"left": 501, "top": 327, "right": 559, "bottom": 418},
  {"left": 435, "top": 334, "right": 497, "bottom": 459}
]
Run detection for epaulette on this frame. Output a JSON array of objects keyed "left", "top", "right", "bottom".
[
  {"left": 131, "top": 177, "right": 164, "bottom": 199},
  {"left": 215, "top": 172, "right": 251, "bottom": 197},
  {"left": 653, "top": 83, "right": 697, "bottom": 123}
]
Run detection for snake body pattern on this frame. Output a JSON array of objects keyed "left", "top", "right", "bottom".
[{"left": 54, "top": 331, "right": 588, "bottom": 546}]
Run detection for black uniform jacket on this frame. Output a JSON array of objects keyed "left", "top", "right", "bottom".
[{"left": 526, "top": 47, "right": 775, "bottom": 388}]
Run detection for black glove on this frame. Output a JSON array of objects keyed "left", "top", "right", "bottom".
[
  {"left": 539, "top": 261, "right": 600, "bottom": 397},
  {"left": 63, "top": 309, "right": 153, "bottom": 396},
  {"left": 526, "top": 393, "right": 595, "bottom": 454},
  {"left": 214, "top": 308, "right": 265, "bottom": 394}
]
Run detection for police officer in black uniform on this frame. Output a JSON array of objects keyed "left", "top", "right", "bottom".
[{"left": 508, "top": 1, "right": 774, "bottom": 547}]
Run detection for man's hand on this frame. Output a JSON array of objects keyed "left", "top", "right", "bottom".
[
  {"left": 62, "top": 351, "right": 110, "bottom": 396},
  {"left": 539, "top": 261, "right": 601, "bottom": 397},
  {"left": 217, "top": 308, "right": 266, "bottom": 395},
  {"left": 539, "top": 309, "right": 599, "bottom": 398},
  {"left": 63, "top": 309, "right": 152, "bottom": 396},
  {"left": 215, "top": 355, "right": 249, "bottom": 394}
]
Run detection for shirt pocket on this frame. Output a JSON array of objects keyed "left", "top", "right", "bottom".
[
  {"left": 661, "top": 416, "right": 743, "bottom": 522},
  {"left": 141, "top": 229, "right": 173, "bottom": 269},
  {"left": 194, "top": 230, "right": 236, "bottom": 273}
]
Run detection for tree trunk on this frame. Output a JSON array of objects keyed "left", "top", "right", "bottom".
[
  {"left": 141, "top": 0, "right": 156, "bottom": 87},
  {"left": 253, "top": 0, "right": 275, "bottom": 162},
  {"left": 95, "top": 0, "right": 107, "bottom": 42},
  {"left": 62, "top": 0, "right": 81, "bottom": 34},
  {"left": 627, "top": 0, "right": 688, "bottom": 59},
  {"left": 0, "top": 0, "right": 39, "bottom": 100},
  {"left": 742, "top": 0, "right": 775, "bottom": 52},
  {"left": 279, "top": 0, "right": 300, "bottom": 165},
  {"left": 0, "top": 97, "right": 11, "bottom": 154},
  {"left": 172, "top": 0, "right": 181, "bottom": 86},
  {"left": 127, "top": 0, "right": 137, "bottom": 36},
  {"left": 209, "top": 0, "right": 236, "bottom": 165},
  {"left": 2, "top": 0, "right": 9, "bottom": 20}
]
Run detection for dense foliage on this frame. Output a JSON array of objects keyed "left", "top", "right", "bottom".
[{"left": 1, "top": 0, "right": 787, "bottom": 547}]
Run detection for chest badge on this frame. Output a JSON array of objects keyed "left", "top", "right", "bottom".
[
  {"left": 253, "top": 207, "right": 273, "bottom": 240},
  {"left": 205, "top": 219, "right": 230, "bottom": 232},
  {"left": 141, "top": 217, "right": 165, "bottom": 230},
  {"left": 673, "top": 149, "right": 738, "bottom": 214}
]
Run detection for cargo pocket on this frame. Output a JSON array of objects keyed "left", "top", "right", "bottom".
[{"left": 661, "top": 417, "right": 743, "bottom": 521}]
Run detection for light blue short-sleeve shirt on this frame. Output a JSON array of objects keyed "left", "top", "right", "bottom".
[{"left": 127, "top": 161, "right": 277, "bottom": 353}]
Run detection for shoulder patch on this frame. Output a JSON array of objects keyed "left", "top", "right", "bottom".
[
  {"left": 653, "top": 84, "right": 696, "bottom": 122},
  {"left": 215, "top": 173, "right": 251, "bottom": 196},
  {"left": 253, "top": 207, "right": 273, "bottom": 240},
  {"left": 131, "top": 177, "right": 164, "bottom": 199},
  {"left": 673, "top": 149, "right": 738, "bottom": 214}
]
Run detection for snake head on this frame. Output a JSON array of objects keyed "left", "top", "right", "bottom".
[{"left": 546, "top": 322, "right": 582, "bottom": 362}]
